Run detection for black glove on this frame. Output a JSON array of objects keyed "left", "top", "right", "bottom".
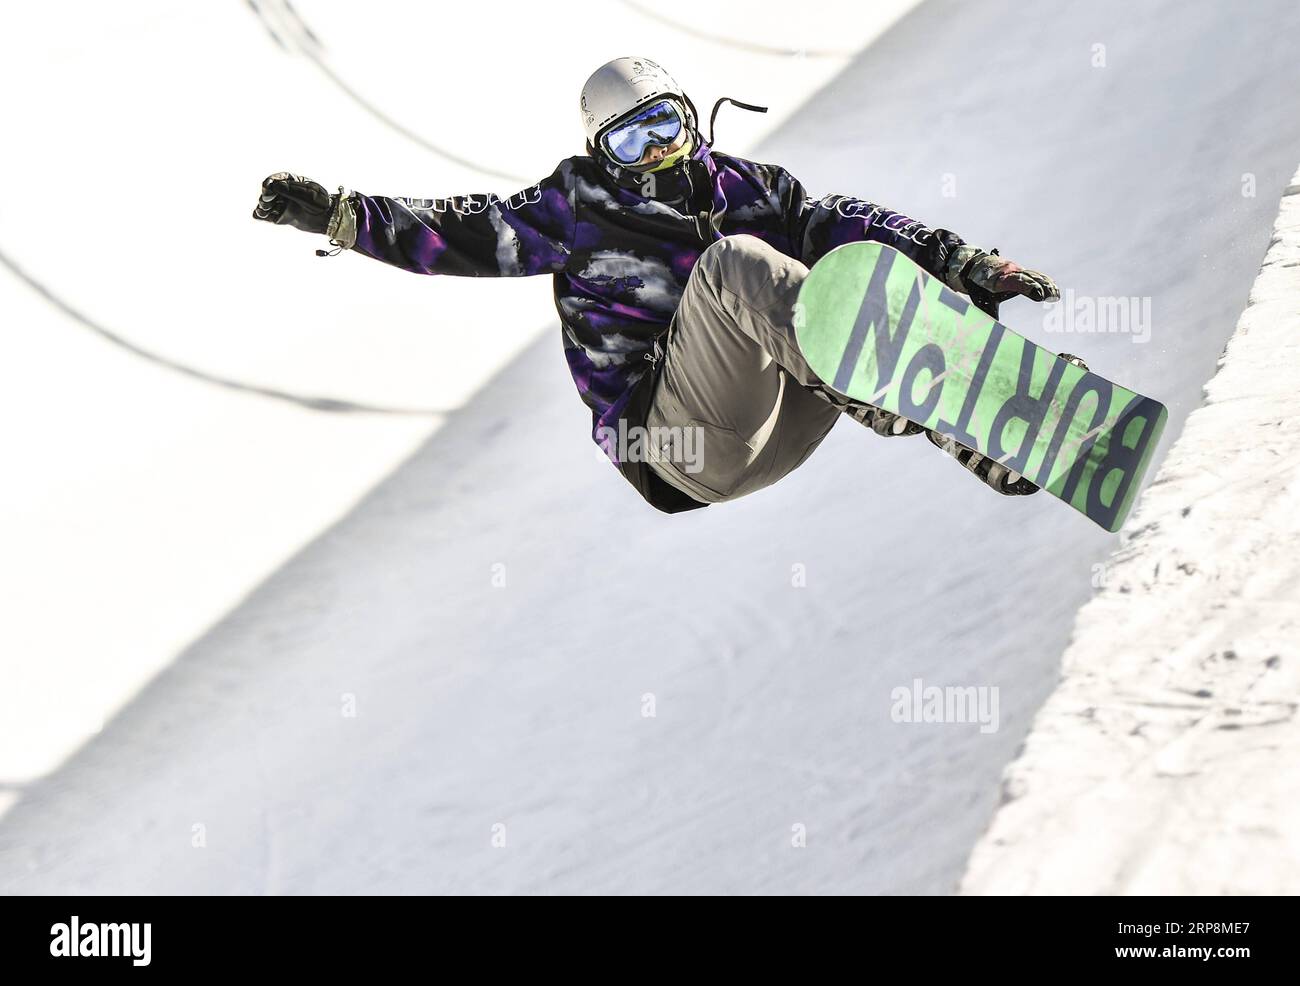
[
  {"left": 948, "top": 246, "right": 1060, "bottom": 304},
  {"left": 252, "top": 173, "right": 336, "bottom": 234}
]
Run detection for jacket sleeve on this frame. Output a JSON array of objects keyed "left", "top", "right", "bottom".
[
  {"left": 349, "top": 162, "right": 576, "bottom": 277},
  {"left": 776, "top": 167, "right": 966, "bottom": 282}
]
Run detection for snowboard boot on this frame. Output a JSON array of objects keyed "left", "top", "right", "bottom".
[
  {"left": 809, "top": 383, "right": 926, "bottom": 438},
  {"left": 850, "top": 404, "right": 927, "bottom": 438},
  {"left": 925, "top": 430, "right": 1041, "bottom": 495},
  {"left": 926, "top": 353, "right": 1089, "bottom": 497}
]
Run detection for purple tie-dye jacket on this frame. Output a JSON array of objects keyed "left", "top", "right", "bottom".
[{"left": 350, "top": 143, "right": 968, "bottom": 511}]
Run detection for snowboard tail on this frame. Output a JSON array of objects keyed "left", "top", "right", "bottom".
[{"left": 794, "top": 243, "right": 1167, "bottom": 532}]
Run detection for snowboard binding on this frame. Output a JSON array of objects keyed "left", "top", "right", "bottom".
[{"left": 922, "top": 353, "right": 1090, "bottom": 497}]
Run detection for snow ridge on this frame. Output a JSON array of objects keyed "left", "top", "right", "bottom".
[{"left": 961, "top": 167, "right": 1300, "bottom": 896}]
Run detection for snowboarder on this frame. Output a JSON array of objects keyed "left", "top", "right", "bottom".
[{"left": 253, "top": 56, "right": 1062, "bottom": 513}]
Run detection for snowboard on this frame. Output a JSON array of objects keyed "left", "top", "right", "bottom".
[{"left": 793, "top": 242, "right": 1167, "bottom": 532}]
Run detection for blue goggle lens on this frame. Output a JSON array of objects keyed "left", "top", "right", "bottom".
[{"left": 601, "top": 100, "right": 685, "bottom": 165}]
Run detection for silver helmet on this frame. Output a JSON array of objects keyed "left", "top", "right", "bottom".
[{"left": 579, "top": 57, "right": 694, "bottom": 149}]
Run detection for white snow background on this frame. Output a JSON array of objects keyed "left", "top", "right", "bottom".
[
  {"left": 0, "top": 0, "right": 919, "bottom": 795},
  {"left": 2, "top": 0, "right": 1298, "bottom": 894}
]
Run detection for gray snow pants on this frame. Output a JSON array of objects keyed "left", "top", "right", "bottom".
[{"left": 645, "top": 234, "right": 843, "bottom": 504}]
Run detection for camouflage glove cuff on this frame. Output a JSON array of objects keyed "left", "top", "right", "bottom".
[{"left": 325, "top": 189, "right": 357, "bottom": 249}]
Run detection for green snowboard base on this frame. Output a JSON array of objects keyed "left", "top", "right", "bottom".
[{"left": 794, "top": 242, "right": 1167, "bottom": 532}]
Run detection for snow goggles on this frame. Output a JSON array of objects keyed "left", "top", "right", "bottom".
[{"left": 600, "top": 99, "right": 687, "bottom": 166}]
